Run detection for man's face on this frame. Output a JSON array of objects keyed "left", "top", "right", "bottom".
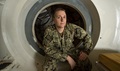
[{"left": 53, "top": 10, "right": 67, "bottom": 28}]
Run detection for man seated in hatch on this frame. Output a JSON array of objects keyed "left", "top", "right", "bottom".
[{"left": 42, "top": 7, "right": 93, "bottom": 71}]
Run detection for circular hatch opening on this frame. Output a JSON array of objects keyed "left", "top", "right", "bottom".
[{"left": 25, "top": 1, "right": 100, "bottom": 55}]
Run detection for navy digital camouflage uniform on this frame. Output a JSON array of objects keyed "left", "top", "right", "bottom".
[{"left": 42, "top": 23, "right": 93, "bottom": 71}]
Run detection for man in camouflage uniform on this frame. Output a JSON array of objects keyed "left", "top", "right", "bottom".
[{"left": 42, "top": 8, "right": 93, "bottom": 71}]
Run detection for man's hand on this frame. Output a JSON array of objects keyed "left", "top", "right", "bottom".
[
  {"left": 66, "top": 55, "right": 76, "bottom": 69},
  {"left": 79, "top": 51, "right": 88, "bottom": 61}
]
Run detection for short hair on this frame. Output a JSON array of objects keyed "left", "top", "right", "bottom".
[{"left": 52, "top": 7, "right": 66, "bottom": 18}]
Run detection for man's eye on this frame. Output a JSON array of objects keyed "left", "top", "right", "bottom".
[
  {"left": 63, "top": 16, "right": 66, "bottom": 18},
  {"left": 57, "top": 17, "right": 60, "bottom": 19}
]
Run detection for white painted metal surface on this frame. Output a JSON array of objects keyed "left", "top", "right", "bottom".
[
  {"left": 90, "top": 0, "right": 120, "bottom": 71},
  {"left": 91, "top": 0, "right": 120, "bottom": 51}
]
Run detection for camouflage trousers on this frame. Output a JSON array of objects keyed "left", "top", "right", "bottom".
[
  {"left": 72, "top": 58, "right": 92, "bottom": 71},
  {"left": 43, "top": 57, "right": 92, "bottom": 71}
]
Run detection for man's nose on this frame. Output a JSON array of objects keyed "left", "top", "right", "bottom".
[{"left": 61, "top": 17, "right": 63, "bottom": 22}]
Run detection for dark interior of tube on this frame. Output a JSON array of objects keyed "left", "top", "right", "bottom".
[{"left": 34, "top": 4, "right": 85, "bottom": 47}]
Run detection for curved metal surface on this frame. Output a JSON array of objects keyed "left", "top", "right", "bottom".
[{"left": 25, "top": 0, "right": 100, "bottom": 56}]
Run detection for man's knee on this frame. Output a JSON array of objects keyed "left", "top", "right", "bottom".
[
  {"left": 73, "top": 58, "right": 92, "bottom": 71},
  {"left": 55, "top": 61, "right": 71, "bottom": 71}
]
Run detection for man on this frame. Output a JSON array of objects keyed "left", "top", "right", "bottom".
[{"left": 42, "top": 7, "right": 93, "bottom": 71}]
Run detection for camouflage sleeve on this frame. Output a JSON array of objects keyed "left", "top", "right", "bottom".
[
  {"left": 43, "top": 28, "right": 68, "bottom": 62},
  {"left": 73, "top": 24, "right": 93, "bottom": 55}
]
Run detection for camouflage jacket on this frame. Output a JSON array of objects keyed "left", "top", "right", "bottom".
[{"left": 43, "top": 23, "right": 93, "bottom": 62}]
